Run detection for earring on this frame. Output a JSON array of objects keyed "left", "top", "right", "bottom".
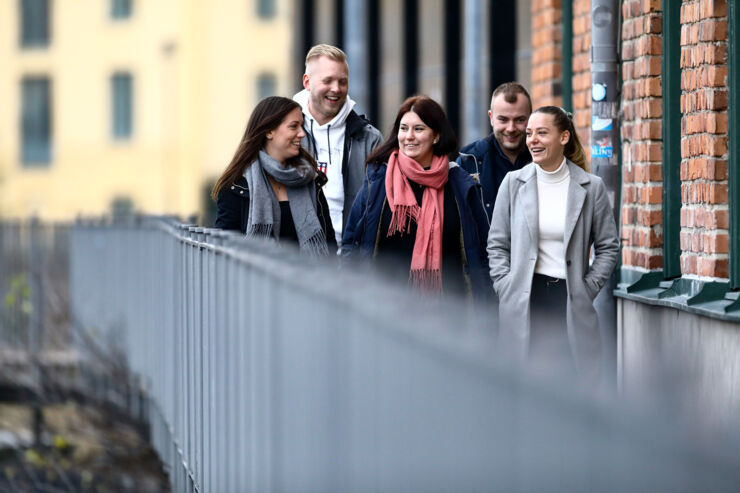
[{"left": 434, "top": 139, "right": 439, "bottom": 144}]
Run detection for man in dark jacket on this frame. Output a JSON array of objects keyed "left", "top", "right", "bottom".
[
  {"left": 294, "top": 44, "right": 382, "bottom": 248},
  {"left": 456, "top": 82, "right": 533, "bottom": 220}
]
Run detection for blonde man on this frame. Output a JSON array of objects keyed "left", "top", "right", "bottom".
[{"left": 294, "top": 44, "right": 382, "bottom": 248}]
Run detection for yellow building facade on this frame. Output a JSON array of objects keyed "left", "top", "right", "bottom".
[{"left": 0, "top": 0, "right": 295, "bottom": 220}]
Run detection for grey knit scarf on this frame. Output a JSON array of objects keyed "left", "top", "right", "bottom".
[{"left": 243, "top": 150, "right": 328, "bottom": 255}]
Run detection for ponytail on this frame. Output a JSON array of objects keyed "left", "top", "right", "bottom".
[{"left": 532, "top": 106, "right": 588, "bottom": 172}]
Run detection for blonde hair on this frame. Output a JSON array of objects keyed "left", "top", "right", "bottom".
[{"left": 305, "top": 44, "right": 347, "bottom": 69}]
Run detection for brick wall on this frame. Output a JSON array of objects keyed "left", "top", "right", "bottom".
[
  {"left": 619, "top": 0, "right": 730, "bottom": 279},
  {"left": 572, "top": 0, "right": 592, "bottom": 162},
  {"left": 531, "top": 0, "right": 591, "bottom": 162},
  {"left": 678, "top": 0, "right": 729, "bottom": 279},
  {"left": 620, "top": 0, "right": 664, "bottom": 270},
  {"left": 531, "top": 0, "right": 563, "bottom": 107}
]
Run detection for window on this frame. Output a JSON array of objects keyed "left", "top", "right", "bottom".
[
  {"left": 257, "top": 0, "right": 276, "bottom": 19},
  {"left": 20, "top": 0, "right": 50, "bottom": 47},
  {"left": 111, "top": 72, "right": 133, "bottom": 139},
  {"left": 256, "top": 73, "right": 277, "bottom": 100},
  {"left": 21, "top": 77, "right": 52, "bottom": 166},
  {"left": 111, "top": 0, "right": 132, "bottom": 19},
  {"left": 730, "top": 0, "right": 740, "bottom": 288}
]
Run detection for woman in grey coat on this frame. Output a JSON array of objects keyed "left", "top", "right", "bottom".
[{"left": 487, "top": 106, "right": 619, "bottom": 379}]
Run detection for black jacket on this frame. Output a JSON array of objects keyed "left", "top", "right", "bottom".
[
  {"left": 215, "top": 176, "right": 336, "bottom": 248},
  {"left": 456, "top": 135, "right": 531, "bottom": 220}
]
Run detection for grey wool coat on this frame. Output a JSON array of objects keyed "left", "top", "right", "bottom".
[{"left": 487, "top": 160, "right": 619, "bottom": 374}]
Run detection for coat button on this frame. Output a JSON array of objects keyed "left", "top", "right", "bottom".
[
  {"left": 566, "top": 260, "right": 571, "bottom": 266},
  {"left": 240, "top": 190, "right": 243, "bottom": 194},
  {"left": 231, "top": 186, "right": 235, "bottom": 190}
]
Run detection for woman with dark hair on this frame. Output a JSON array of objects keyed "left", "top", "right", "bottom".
[
  {"left": 488, "top": 106, "right": 619, "bottom": 378},
  {"left": 212, "top": 96, "right": 334, "bottom": 254},
  {"left": 342, "top": 95, "right": 490, "bottom": 298}
]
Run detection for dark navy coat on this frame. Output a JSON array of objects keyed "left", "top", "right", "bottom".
[
  {"left": 456, "top": 134, "right": 531, "bottom": 220},
  {"left": 342, "top": 162, "right": 492, "bottom": 299}
]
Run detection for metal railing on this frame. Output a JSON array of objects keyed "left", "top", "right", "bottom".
[
  {"left": 0, "top": 219, "right": 71, "bottom": 354},
  {"left": 67, "top": 216, "right": 740, "bottom": 492}
]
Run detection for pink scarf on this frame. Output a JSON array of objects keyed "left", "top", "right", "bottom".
[{"left": 385, "top": 150, "right": 449, "bottom": 292}]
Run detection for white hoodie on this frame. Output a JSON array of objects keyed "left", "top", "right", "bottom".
[{"left": 294, "top": 89, "right": 355, "bottom": 246}]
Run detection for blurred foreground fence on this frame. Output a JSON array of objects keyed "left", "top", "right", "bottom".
[{"left": 62, "top": 216, "right": 740, "bottom": 492}]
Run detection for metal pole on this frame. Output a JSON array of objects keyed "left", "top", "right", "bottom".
[
  {"left": 28, "top": 216, "right": 44, "bottom": 446},
  {"left": 589, "top": 0, "right": 619, "bottom": 385},
  {"left": 463, "top": 0, "right": 484, "bottom": 143},
  {"left": 403, "top": 0, "right": 418, "bottom": 97},
  {"left": 344, "top": 0, "right": 369, "bottom": 112}
]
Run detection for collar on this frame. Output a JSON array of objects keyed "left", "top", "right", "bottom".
[
  {"left": 489, "top": 134, "right": 531, "bottom": 166},
  {"left": 535, "top": 157, "right": 569, "bottom": 184},
  {"left": 517, "top": 160, "right": 590, "bottom": 184}
]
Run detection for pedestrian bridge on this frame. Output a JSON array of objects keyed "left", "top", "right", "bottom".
[{"left": 8, "top": 216, "right": 740, "bottom": 491}]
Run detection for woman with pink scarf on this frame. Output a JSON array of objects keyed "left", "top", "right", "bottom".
[{"left": 342, "top": 96, "right": 490, "bottom": 299}]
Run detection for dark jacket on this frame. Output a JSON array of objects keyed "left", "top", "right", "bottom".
[
  {"left": 342, "top": 161, "right": 492, "bottom": 299},
  {"left": 456, "top": 134, "right": 531, "bottom": 220},
  {"left": 215, "top": 175, "right": 336, "bottom": 247},
  {"left": 301, "top": 110, "right": 383, "bottom": 233}
]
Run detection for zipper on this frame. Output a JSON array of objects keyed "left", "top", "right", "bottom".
[
  {"left": 453, "top": 193, "right": 472, "bottom": 294},
  {"left": 358, "top": 163, "right": 374, "bottom": 248},
  {"left": 316, "top": 185, "right": 328, "bottom": 234},
  {"left": 372, "top": 197, "right": 387, "bottom": 258}
]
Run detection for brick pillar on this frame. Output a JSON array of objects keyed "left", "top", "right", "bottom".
[
  {"left": 572, "top": 0, "right": 592, "bottom": 162},
  {"left": 531, "top": 0, "right": 563, "bottom": 107},
  {"left": 620, "top": 0, "right": 664, "bottom": 270},
  {"left": 679, "top": 0, "right": 730, "bottom": 279}
]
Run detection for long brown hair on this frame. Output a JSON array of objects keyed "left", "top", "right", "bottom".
[
  {"left": 366, "top": 95, "right": 458, "bottom": 165},
  {"left": 211, "top": 96, "right": 317, "bottom": 200},
  {"left": 530, "top": 106, "right": 588, "bottom": 171}
]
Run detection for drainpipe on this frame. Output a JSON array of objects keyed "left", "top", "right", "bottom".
[
  {"left": 590, "top": 0, "right": 619, "bottom": 385},
  {"left": 561, "top": 0, "right": 573, "bottom": 112}
]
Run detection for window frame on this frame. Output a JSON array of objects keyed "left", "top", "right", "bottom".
[
  {"left": 729, "top": 0, "right": 740, "bottom": 288},
  {"left": 111, "top": 72, "right": 134, "bottom": 140},
  {"left": 20, "top": 76, "right": 52, "bottom": 167},
  {"left": 19, "top": 0, "right": 50, "bottom": 48},
  {"left": 256, "top": 73, "right": 278, "bottom": 100},
  {"left": 661, "top": 0, "right": 681, "bottom": 279},
  {"left": 257, "top": 0, "right": 276, "bottom": 20},
  {"left": 561, "top": 0, "right": 573, "bottom": 112},
  {"left": 110, "top": 0, "right": 133, "bottom": 20}
]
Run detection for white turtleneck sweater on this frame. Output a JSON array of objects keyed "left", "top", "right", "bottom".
[{"left": 534, "top": 158, "right": 570, "bottom": 279}]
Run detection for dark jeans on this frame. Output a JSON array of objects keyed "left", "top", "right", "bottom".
[{"left": 529, "top": 273, "right": 574, "bottom": 372}]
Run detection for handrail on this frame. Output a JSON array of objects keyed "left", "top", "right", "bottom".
[{"left": 68, "top": 216, "right": 740, "bottom": 492}]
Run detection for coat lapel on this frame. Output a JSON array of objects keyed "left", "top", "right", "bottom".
[
  {"left": 517, "top": 164, "right": 539, "bottom": 244},
  {"left": 564, "top": 162, "right": 590, "bottom": 248}
]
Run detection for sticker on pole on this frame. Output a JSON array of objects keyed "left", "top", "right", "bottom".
[
  {"left": 591, "top": 137, "right": 613, "bottom": 158},
  {"left": 592, "top": 83, "right": 607, "bottom": 101},
  {"left": 592, "top": 116, "right": 613, "bottom": 131}
]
